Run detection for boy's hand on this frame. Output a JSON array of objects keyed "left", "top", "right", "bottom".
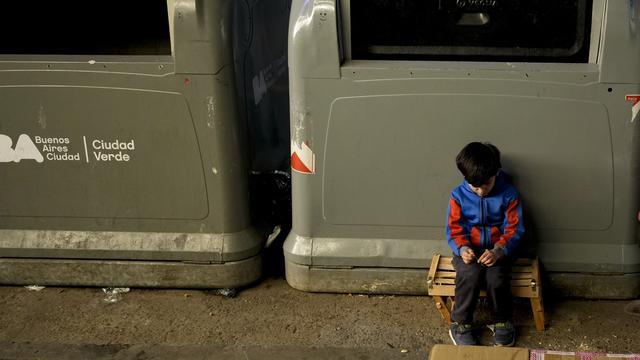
[
  {"left": 460, "top": 247, "right": 476, "bottom": 264},
  {"left": 478, "top": 248, "right": 504, "bottom": 266}
]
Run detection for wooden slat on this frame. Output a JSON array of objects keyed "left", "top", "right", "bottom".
[
  {"left": 434, "top": 271, "right": 456, "bottom": 279},
  {"left": 512, "top": 287, "right": 535, "bottom": 298},
  {"left": 429, "top": 254, "right": 440, "bottom": 275},
  {"left": 433, "top": 271, "right": 533, "bottom": 283},
  {"left": 428, "top": 285, "right": 456, "bottom": 297},
  {"left": 511, "top": 279, "right": 533, "bottom": 287},
  {"left": 433, "top": 296, "right": 452, "bottom": 322},
  {"left": 437, "top": 256, "right": 534, "bottom": 266},
  {"left": 437, "top": 263, "right": 455, "bottom": 271},
  {"left": 514, "top": 258, "right": 534, "bottom": 265},
  {"left": 531, "top": 297, "right": 545, "bottom": 330},
  {"left": 511, "top": 266, "right": 533, "bottom": 273},
  {"left": 432, "top": 284, "right": 535, "bottom": 294},
  {"left": 511, "top": 272, "right": 532, "bottom": 279},
  {"left": 428, "top": 255, "right": 440, "bottom": 280},
  {"left": 434, "top": 278, "right": 456, "bottom": 285},
  {"left": 531, "top": 258, "right": 541, "bottom": 282}
]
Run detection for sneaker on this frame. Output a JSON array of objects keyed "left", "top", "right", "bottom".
[
  {"left": 489, "top": 321, "right": 515, "bottom": 347},
  {"left": 449, "top": 322, "right": 477, "bottom": 345}
]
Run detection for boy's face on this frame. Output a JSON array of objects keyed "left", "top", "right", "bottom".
[{"left": 468, "top": 176, "right": 496, "bottom": 197}]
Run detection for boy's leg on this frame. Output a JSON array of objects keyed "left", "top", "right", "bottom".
[
  {"left": 451, "top": 255, "right": 484, "bottom": 324},
  {"left": 485, "top": 261, "right": 513, "bottom": 322}
]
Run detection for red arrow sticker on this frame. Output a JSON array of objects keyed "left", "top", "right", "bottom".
[
  {"left": 626, "top": 94, "right": 640, "bottom": 122},
  {"left": 291, "top": 141, "right": 315, "bottom": 174}
]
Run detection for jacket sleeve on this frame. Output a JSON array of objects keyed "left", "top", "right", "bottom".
[
  {"left": 446, "top": 197, "right": 471, "bottom": 256},
  {"left": 495, "top": 192, "right": 524, "bottom": 256}
]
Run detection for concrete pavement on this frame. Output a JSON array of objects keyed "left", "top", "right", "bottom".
[{"left": 0, "top": 342, "right": 427, "bottom": 360}]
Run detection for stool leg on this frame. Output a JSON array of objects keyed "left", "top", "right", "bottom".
[
  {"left": 434, "top": 296, "right": 452, "bottom": 323},
  {"left": 531, "top": 297, "right": 545, "bottom": 331}
]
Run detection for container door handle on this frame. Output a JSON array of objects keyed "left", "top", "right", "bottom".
[{"left": 456, "top": 12, "right": 490, "bottom": 26}]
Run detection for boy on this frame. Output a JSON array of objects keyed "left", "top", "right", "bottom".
[{"left": 445, "top": 142, "right": 524, "bottom": 346}]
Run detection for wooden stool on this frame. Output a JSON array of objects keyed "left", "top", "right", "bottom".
[{"left": 427, "top": 254, "right": 545, "bottom": 331}]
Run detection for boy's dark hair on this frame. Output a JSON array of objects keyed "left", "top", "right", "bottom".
[{"left": 455, "top": 142, "right": 502, "bottom": 187}]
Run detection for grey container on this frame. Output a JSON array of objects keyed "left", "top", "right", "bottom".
[
  {"left": 0, "top": 0, "right": 263, "bottom": 288},
  {"left": 284, "top": 0, "right": 640, "bottom": 298}
]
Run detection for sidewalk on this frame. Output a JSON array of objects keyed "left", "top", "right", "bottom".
[
  {"left": 0, "top": 343, "right": 427, "bottom": 360},
  {"left": 1, "top": 277, "right": 639, "bottom": 358}
]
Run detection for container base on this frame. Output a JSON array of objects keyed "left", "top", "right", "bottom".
[
  {"left": 0, "top": 255, "right": 262, "bottom": 289},
  {"left": 284, "top": 259, "right": 640, "bottom": 299}
]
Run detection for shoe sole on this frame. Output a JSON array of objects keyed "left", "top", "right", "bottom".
[
  {"left": 494, "top": 340, "right": 515, "bottom": 347},
  {"left": 448, "top": 329, "right": 458, "bottom": 345}
]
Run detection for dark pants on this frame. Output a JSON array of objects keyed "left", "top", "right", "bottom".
[{"left": 451, "top": 255, "right": 513, "bottom": 324}]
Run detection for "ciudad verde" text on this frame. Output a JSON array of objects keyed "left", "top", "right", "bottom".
[{"left": 92, "top": 139, "right": 135, "bottom": 162}]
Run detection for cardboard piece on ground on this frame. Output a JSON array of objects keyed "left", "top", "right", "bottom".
[
  {"left": 540, "top": 356, "right": 635, "bottom": 360},
  {"left": 543, "top": 355, "right": 580, "bottom": 360},
  {"left": 530, "top": 350, "right": 640, "bottom": 360},
  {"left": 544, "top": 356, "right": 635, "bottom": 360},
  {"left": 428, "top": 344, "right": 529, "bottom": 360}
]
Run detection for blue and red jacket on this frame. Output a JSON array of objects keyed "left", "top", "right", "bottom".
[{"left": 446, "top": 171, "right": 524, "bottom": 257}]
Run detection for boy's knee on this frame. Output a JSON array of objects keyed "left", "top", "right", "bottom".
[
  {"left": 486, "top": 268, "right": 510, "bottom": 288},
  {"left": 455, "top": 262, "right": 483, "bottom": 283}
]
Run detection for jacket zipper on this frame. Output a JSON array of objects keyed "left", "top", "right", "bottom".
[
  {"left": 480, "top": 197, "right": 485, "bottom": 249},
  {"left": 484, "top": 199, "right": 488, "bottom": 248}
]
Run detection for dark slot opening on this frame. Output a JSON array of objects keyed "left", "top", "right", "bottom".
[
  {"left": 351, "top": 0, "right": 592, "bottom": 63},
  {"left": 0, "top": 1, "right": 171, "bottom": 55}
]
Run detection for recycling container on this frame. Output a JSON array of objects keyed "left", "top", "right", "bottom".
[
  {"left": 284, "top": 0, "right": 640, "bottom": 298},
  {"left": 0, "top": 0, "right": 263, "bottom": 288}
]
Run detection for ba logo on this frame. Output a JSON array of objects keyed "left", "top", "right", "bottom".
[{"left": 0, "top": 134, "right": 44, "bottom": 163}]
